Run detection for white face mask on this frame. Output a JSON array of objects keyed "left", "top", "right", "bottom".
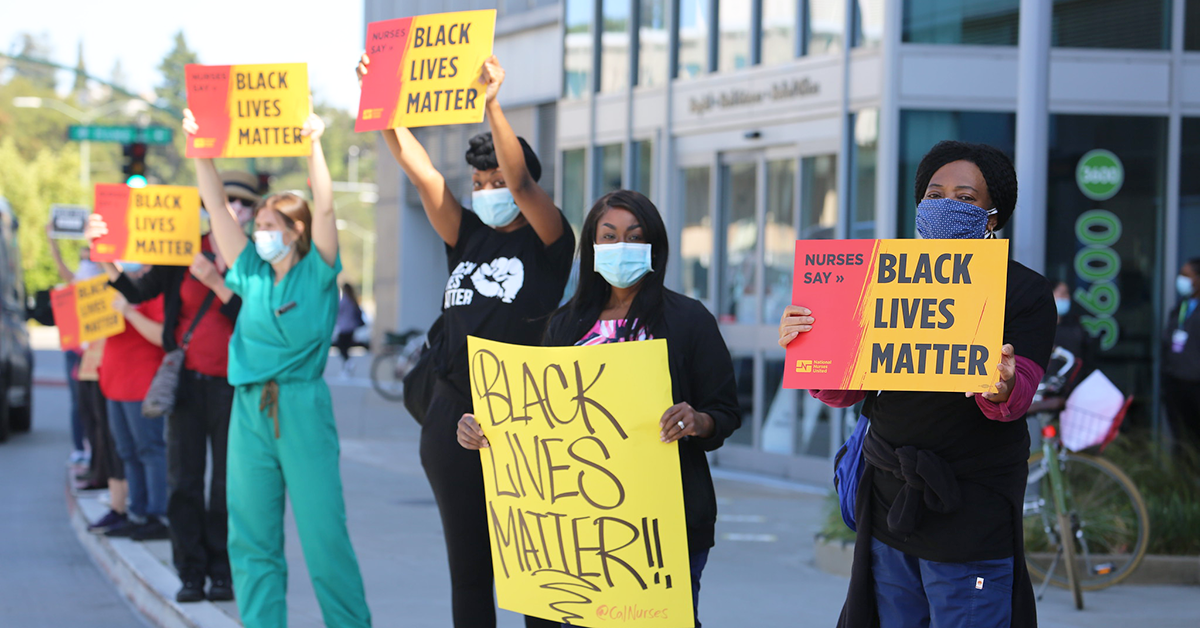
[
  {"left": 1178, "top": 274, "right": 1196, "bottom": 298},
  {"left": 254, "top": 230, "right": 293, "bottom": 264}
]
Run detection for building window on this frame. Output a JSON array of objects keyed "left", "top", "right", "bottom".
[
  {"left": 850, "top": 109, "right": 878, "bottom": 239},
  {"left": 761, "top": 0, "right": 798, "bottom": 66},
  {"left": 903, "top": 0, "right": 1020, "bottom": 46},
  {"left": 1052, "top": 0, "right": 1171, "bottom": 50},
  {"left": 561, "top": 148, "right": 588, "bottom": 231},
  {"left": 638, "top": 0, "right": 668, "bottom": 87},
  {"left": 633, "top": 140, "right": 654, "bottom": 198},
  {"left": 809, "top": 0, "right": 847, "bottom": 54},
  {"left": 729, "top": 355, "right": 756, "bottom": 446},
  {"left": 1181, "top": 119, "right": 1200, "bottom": 269},
  {"left": 801, "top": 155, "right": 838, "bottom": 240},
  {"left": 853, "top": 0, "right": 885, "bottom": 48},
  {"left": 564, "top": 0, "right": 593, "bottom": 99},
  {"left": 678, "top": 0, "right": 712, "bottom": 79},
  {"left": 1187, "top": 0, "right": 1200, "bottom": 49},
  {"left": 764, "top": 158, "right": 797, "bottom": 324},
  {"left": 720, "top": 161, "right": 758, "bottom": 324},
  {"left": 601, "top": 0, "right": 632, "bottom": 92},
  {"left": 718, "top": 0, "right": 753, "bottom": 72},
  {"left": 680, "top": 166, "right": 712, "bottom": 301},
  {"left": 897, "top": 110, "right": 1016, "bottom": 238},
  {"left": 597, "top": 143, "right": 624, "bottom": 195},
  {"left": 501, "top": 0, "right": 556, "bottom": 16}
]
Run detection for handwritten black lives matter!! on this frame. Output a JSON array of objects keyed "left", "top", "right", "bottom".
[
  {"left": 470, "top": 348, "right": 680, "bottom": 623},
  {"left": 234, "top": 71, "right": 303, "bottom": 147}
]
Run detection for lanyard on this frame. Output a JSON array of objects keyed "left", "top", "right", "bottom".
[{"left": 1183, "top": 301, "right": 1198, "bottom": 328}]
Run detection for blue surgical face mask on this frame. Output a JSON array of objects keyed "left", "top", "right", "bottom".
[
  {"left": 471, "top": 188, "right": 521, "bottom": 228},
  {"left": 1178, "top": 274, "right": 1196, "bottom": 298},
  {"left": 915, "top": 198, "right": 998, "bottom": 240},
  {"left": 1055, "top": 297, "right": 1071, "bottom": 317},
  {"left": 120, "top": 261, "right": 144, "bottom": 274},
  {"left": 254, "top": 229, "right": 294, "bottom": 264},
  {"left": 594, "top": 243, "right": 653, "bottom": 289}
]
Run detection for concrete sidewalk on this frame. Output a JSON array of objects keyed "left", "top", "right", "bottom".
[{"left": 44, "top": 347, "right": 1200, "bottom": 628}]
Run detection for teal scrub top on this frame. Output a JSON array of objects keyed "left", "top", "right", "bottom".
[{"left": 225, "top": 242, "right": 342, "bottom": 386}]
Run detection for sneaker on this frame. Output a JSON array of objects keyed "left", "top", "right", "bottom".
[
  {"left": 87, "top": 510, "right": 126, "bottom": 534},
  {"left": 131, "top": 517, "right": 170, "bottom": 541},
  {"left": 207, "top": 577, "right": 234, "bottom": 601},
  {"left": 176, "top": 578, "right": 206, "bottom": 603},
  {"left": 103, "top": 518, "right": 140, "bottom": 538},
  {"left": 68, "top": 451, "right": 88, "bottom": 466}
]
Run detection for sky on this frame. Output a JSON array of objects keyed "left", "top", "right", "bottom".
[{"left": 3, "top": 1, "right": 367, "bottom": 111}]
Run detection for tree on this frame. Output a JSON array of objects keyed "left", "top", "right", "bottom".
[
  {"left": 148, "top": 32, "right": 199, "bottom": 187},
  {"left": 72, "top": 40, "right": 88, "bottom": 105},
  {"left": 156, "top": 32, "right": 197, "bottom": 115},
  {"left": 11, "top": 32, "right": 56, "bottom": 90}
]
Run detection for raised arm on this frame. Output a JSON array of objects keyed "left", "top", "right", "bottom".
[
  {"left": 183, "top": 109, "right": 247, "bottom": 267},
  {"left": 303, "top": 113, "right": 338, "bottom": 268},
  {"left": 482, "top": 56, "right": 563, "bottom": 247},
  {"left": 358, "top": 53, "right": 463, "bottom": 246},
  {"left": 45, "top": 225, "right": 75, "bottom": 282}
]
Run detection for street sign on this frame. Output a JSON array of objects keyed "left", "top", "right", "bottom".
[{"left": 67, "top": 125, "right": 174, "bottom": 145}]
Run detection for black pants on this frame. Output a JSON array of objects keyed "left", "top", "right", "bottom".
[
  {"left": 334, "top": 331, "right": 356, "bottom": 362},
  {"left": 1164, "top": 375, "right": 1200, "bottom": 462},
  {"left": 81, "top": 381, "right": 123, "bottom": 482},
  {"left": 168, "top": 372, "right": 234, "bottom": 581},
  {"left": 420, "top": 380, "right": 558, "bottom": 628}
]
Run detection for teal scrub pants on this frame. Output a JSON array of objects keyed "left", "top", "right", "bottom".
[{"left": 227, "top": 379, "right": 371, "bottom": 628}]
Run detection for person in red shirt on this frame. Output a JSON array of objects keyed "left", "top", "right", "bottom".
[
  {"left": 94, "top": 284, "right": 169, "bottom": 542},
  {"left": 85, "top": 171, "right": 252, "bottom": 603}
]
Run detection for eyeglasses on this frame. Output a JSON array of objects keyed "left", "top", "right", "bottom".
[{"left": 228, "top": 197, "right": 255, "bottom": 207}]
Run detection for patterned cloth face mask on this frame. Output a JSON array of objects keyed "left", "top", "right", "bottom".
[{"left": 915, "top": 198, "right": 998, "bottom": 240}]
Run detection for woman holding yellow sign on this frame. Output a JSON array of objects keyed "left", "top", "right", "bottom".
[
  {"left": 359, "top": 53, "right": 574, "bottom": 628},
  {"left": 182, "top": 108, "right": 372, "bottom": 628},
  {"left": 458, "top": 190, "right": 742, "bottom": 627},
  {"left": 779, "top": 141, "right": 1056, "bottom": 628}
]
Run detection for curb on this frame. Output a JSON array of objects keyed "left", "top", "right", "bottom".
[
  {"left": 66, "top": 478, "right": 241, "bottom": 628},
  {"left": 812, "top": 536, "right": 1200, "bottom": 586}
]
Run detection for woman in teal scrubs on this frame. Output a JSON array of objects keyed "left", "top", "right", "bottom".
[{"left": 182, "top": 109, "right": 372, "bottom": 628}]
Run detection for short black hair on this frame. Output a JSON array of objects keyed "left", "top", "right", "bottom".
[
  {"left": 465, "top": 132, "right": 542, "bottom": 182},
  {"left": 914, "top": 140, "right": 1017, "bottom": 230},
  {"left": 1187, "top": 257, "right": 1200, "bottom": 275}
]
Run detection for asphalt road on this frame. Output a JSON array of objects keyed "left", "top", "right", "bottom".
[{"left": 0, "top": 358, "right": 149, "bottom": 627}]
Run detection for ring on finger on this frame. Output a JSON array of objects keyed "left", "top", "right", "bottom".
[{"left": 677, "top": 419, "right": 685, "bottom": 431}]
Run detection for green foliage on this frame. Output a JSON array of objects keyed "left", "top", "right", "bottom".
[
  {"left": 0, "top": 137, "right": 88, "bottom": 292},
  {"left": 156, "top": 32, "right": 196, "bottom": 116},
  {"left": 819, "top": 493, "right": 856, "bottom": 543},
  {"left": 1103, "top": 434, "right": 1200, "bottom": 555}
]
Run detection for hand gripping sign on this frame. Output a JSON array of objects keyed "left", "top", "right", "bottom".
[
  {"left": 91, "top": 184, "right": 201, "bottom": 266},
  {"left": 356, "top": 10, "right": 496, "bottom": 132},
  {"left": 51, "top": 275, "right": 125, "bottom": 350},
  {"left": 468, "top": 336, "right": 694, "bottom": 627},
  {"left": 185, "top": 63, "right": 311, "bottom": 158},
  {"left": 784, "top": 239, "right": 1009, "bottom": 393}
]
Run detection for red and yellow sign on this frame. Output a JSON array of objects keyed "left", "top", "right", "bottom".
[
  {"left": 91, "top": 184, "right": 201, "bottom": 266},
  {"left": 783, "top": 239, "right": 1009, "bottom": 393},
  {"left": 185, "top": 63, "right": 311, "bottom": 158},
  {"left": 356, "top": 10, "right": 496, "bottom": 132},
  {"left": 51, "top": 275, "right": 125, "bottom": 350}
]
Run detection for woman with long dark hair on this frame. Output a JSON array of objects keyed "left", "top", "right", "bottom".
[{"left": 458, "top": 190, "right": 741, "bottom": 627}]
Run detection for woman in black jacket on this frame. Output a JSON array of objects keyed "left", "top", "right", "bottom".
[{"left": 458, "top": 189, "right": 741, "bottom": 627}]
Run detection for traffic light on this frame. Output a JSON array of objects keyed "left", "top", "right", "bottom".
[
  {"left": 257, "top": 172, "right": 271, "bottom": 194},
  {"left": 123, "top": 142, "right": 148, "bottom": 187}
]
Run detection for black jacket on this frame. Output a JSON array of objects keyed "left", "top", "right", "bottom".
[
  {"left": 543, "top": 289, "right": 741, "bottom": 553},
  {"left": 1164, "top": 299, "right": 1200, "bottom": 382},
  {"left": 111, "top": 266, "right": 241, "bottom": 352}
]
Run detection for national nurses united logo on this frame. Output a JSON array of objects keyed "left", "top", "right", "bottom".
[{"left": 444, "top": 256, "right": 526, "bottom": 308}]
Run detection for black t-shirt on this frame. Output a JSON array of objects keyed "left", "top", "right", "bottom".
[
  {"left": 438, "top": 209, "right": 576, "bottom": 392},
  {"left": 869, "top": 260, "right": 1056, "bottom": 562}
]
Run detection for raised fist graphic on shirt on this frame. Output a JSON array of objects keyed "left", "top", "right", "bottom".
[{"left": 471, "top": 257, "right": 525, "bottom": 304}]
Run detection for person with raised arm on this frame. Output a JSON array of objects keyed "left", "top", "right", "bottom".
[
  {"left": 182, "top": 107, "right": 372, "bottom": 628},
  {"left": 359, "top": 53, "right": 574, "bottom": 628}
]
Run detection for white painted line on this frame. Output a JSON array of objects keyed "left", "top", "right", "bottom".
[
  {"left": 718, "top": 514, "right": 766, "bottom": 523},
  {"left": 720, "top": 533, "right": 778, "bottom": 542}
]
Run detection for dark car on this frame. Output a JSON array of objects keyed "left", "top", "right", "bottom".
[{"left": 0, "top": 197, "right": 33, "bottom": 441}]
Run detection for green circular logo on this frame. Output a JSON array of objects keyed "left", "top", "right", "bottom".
[{"left": 1076, "top": 149, "right": 1124, "bottom": 201}]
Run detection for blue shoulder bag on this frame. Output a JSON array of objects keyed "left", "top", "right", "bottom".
[{"left": 832, "top": 393, "right": 876, "bottom": 532}]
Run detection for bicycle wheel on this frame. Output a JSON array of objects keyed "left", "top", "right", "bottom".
[
  {"left": 1023, "top": 451, "right": 1150, "bottom": 591},
  {"left": 370, "top": 349, "right": 406, "bottom": 402}
]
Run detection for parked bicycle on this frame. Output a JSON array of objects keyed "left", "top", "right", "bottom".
[
  {"left": 1022, "top": 346, "right": 1149, "bottom": 610},
  {"left": 369, "top": 329, "right": 426, "bottom": 402}
]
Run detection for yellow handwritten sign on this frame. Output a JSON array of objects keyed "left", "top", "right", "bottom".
[
  {"left": 784, "top": 239, "right": 1010, "bottom": 393},
  {"left": 356, "top": 10, "right": 496, "bottom": 131},
  {"left": 185, "top": 63, "right": 311, "bottom": 158},
  {"left": 469, "top": 336, "right": 694, "bottom": 627},
  {"left": 91, "top": 184, "right": 202, "bottom": 266},
  {"left": 50, "top": 275, "right": 125, "bottom": 350}
]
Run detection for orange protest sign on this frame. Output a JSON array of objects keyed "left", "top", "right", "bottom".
[
  {"left": 185, "top": 63, "right": 311, "bottom": 158},
  {"left": 91, "top": 184, "right": 201, "bottom": 266},
  {"left": 783, "top": 239, "right": 1009, "bottom": 393},
  {"left": 356, "top": 10, "right": 496, "bottom": 132},
  {"left": 51, "top": 275, "right": 125, "bottom": 350}
]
